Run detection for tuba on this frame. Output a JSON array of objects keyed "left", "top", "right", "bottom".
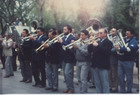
[{"left": 85, "top": 18, "right": 103, "bottom": 36}]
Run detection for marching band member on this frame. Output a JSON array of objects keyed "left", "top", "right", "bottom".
[
  {"left": 58, "top": 25, "right": 76, "bottom": 93},
  {"left": 115, "top": 29, "right": 138, "bottom": 93},
  {"left": 29, "top": 27, "right": 47, "bottom": 88},
  {"left": 2, "top": 33, "right": 14, "bottom": 78},
  {"left": 44, "top": 30, "right": 61, "bottom": 91},
  {"left": 72, "top": 30, "right": 90, "bottom": 93},
  {"left": 89, "top": 28, "right": 113, "bottom": 93},
  {"left": 18, "top": 29, "right": 32, "bottom": 83},
  {"left": 108, "top": 28, "right": 119, "bottom": 92}
]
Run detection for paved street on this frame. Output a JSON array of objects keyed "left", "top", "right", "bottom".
[{"left": 0, "top": 61, "right": 139, "bottom": 94}]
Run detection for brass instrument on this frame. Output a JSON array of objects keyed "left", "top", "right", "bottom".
[
  {"left": 117, "top": 29, "right": 127, "bottom": 48},
  {"left": 107, "top": 29, "right": 126, "bottom": 48},
  {"left": 22, "top": 34, "right": 38, "bottom": 41},
  {"left": 62, "top": 38, "right": 81, "bottom": 50},
  {"left": 35, "top": 38, "right": 50, "bottom": 53},
  {"left": 86, "top": 37, "right": 100, "bottom": 45},
  {"left": 35, "top": 33, "right": 64, "bottom": 53},
  {"left": 63, "top": 18, "right": 102, "bottom": 50}
]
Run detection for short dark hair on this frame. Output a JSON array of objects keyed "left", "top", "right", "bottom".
[
  {"left": 81, "top": 30, "right": 89, "bottom": 36},
  {"left": 23, "top": 29, "right": 29, "bottom": 34},
  {"left": 50, "top": 27, "right": 56, "bottom": 32},
  {"left": 48, "top": 30, "right": 57, "bottom": 35},
  {"left": 64, "top": 25, "right": 72, "bottom": 32},
  {"left": 37, "top": 27, "right": 45, "bottom": 33},
  {"left": 99, "top": 28, "right": 107, "bottom": 34},
  {"left": 127, "top": 29, "right": 135, "bottom": 35}
]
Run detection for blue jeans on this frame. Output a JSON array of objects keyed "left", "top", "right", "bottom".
[
  {"left": 45, "top": 62, "right": 58, "bottom": 89},
  {"left": 118, "top": 60, "right": 134, "bottom": 93},
  {"left": 93, "top": 68, "right": 110, "bottom": 93},
  {"left": 63, "top": 62, "right": 74, "bottom": 92},
  {"left": 76, "top": 61, "right": 89, "bottom": 93}
]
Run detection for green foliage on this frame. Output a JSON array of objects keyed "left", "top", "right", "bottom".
[
  {"left": 103, "top": 0, "right": 139, "bottom": 38},
  {"left": 0, "top": 0, "right": 139, "bottom": 38}
]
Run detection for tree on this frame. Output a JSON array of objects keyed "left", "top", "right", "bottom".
[
  {"left": 0, "top": 0, "right": 35, "bottom": 35},
  {"left": 103, "top": 0, "right": 139, "bottom": 37},
  {"left": 35, "top": 0, "right": 46, "bottom": 27}
]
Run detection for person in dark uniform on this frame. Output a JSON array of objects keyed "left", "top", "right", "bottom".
[
  {"left": 58, "top": 25, "right": 76, "bottom": 93},
  {"left": 44, "top": 30, "right": 61, "bottom": 91},
  {"left": 88, "top": 28, "right": 113, "bottom": 93},
  {"left": 29, "top": 27, "right": 47, "bottom": 88},
  {"left": 18, "top": 29, "right": 32, "bottom": 83}
]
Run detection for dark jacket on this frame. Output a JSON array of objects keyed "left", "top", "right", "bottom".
[
  {"left": 19, "top": 39, "right": 32, "bottom": 61},
  {"left": 118, "top": 37, "right": 138, "bottom": 61},
  {"left": 89, "top": 38, "right": 113, "bottom": 70},
  {"left": 31, "top": 35, "right": 47, "bottom": 62},
  {"left": 45, "top": 42, "right": 61, "bottom": 64},
  {"left": 61, "top": 33, "right": 76, "bottom": 63}
]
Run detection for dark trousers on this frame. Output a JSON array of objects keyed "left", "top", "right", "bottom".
[
  {"left": 0, "top": 56, "right": 5, "bottom": 68},
  {"left": 0, "top": 48, "right": 5, "bottom": 68},
  {"left": 32, "top": 60, "right": 46, "bottom": 86},
  {"left": 12, "top": 48, "right": 17, "bottom": 71},
  {"left": 20, "top": 60, "right": 32, "bottom": 81},
  {"left": 12, "top": 55, "right": 17, "bottom": 71}
]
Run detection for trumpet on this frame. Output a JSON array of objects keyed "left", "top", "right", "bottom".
[
  {"left": 22, "top": 34, "right": 38, "bottom": 41},
  {"left": 62, "top": 38, "right": 81, "bottom": 50},
  {"left": 35, "top": 33, "right": 64, "bottom": 53}
]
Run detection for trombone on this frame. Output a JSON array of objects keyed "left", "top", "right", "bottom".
[
  {"left": 35, "top": 38, "right": 50, "bottom": 53},
  {"left": 35, "top": 33, "right": 64, "bottom": 53}
]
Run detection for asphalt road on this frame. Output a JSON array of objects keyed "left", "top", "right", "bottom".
[{"left": 0, "top": 62, "right": 139, "bottom": 94}]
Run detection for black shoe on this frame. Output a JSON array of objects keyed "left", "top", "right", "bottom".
[
  {"left": 32, "top": 83, "right": 40, "bottom": 87},
  {"left": 89, "top": 85, "right": 96, "bottom": 88},
  {"left": 4, "top": 75, "right": 10, "bottom": 78},
  {"left": 52, "top": 88, "right": 58, "bottom": 91},
  {"left": 10, "top": 74, "right": 14, "bottom": 76},
  {"left": 45, "top": 87, "right": 53, "bottom": 90},
  {"left": 20, "top": 80, "right": 27, "bottom": 82},
  {"left": 111, "top": 88, "right": 118, "bottom": 93},
  {"left": 38, "top": 85, "right": 46, "bottom": 88},
  {"left": 25, "top": 80, "right": 32, "bottom": 83}
]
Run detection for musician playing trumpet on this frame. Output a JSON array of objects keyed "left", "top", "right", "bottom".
[
  {"left": 43, "top": 30, "right": 61, "bottom": 91},
  {"left": 18, "top": 29, "right": 32, "bottom": 83},
  {"left": 29, "top": 27, "right": 47, "bottom": 88},
  {"left": 58, "top": 25, "right": 76, "bottom": 93},
  {"left": 88, "top": 28, "right": 113, "bottom": 93},
  {"left": 72, "top": 30, "right": 90, "bottom": 93}
]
